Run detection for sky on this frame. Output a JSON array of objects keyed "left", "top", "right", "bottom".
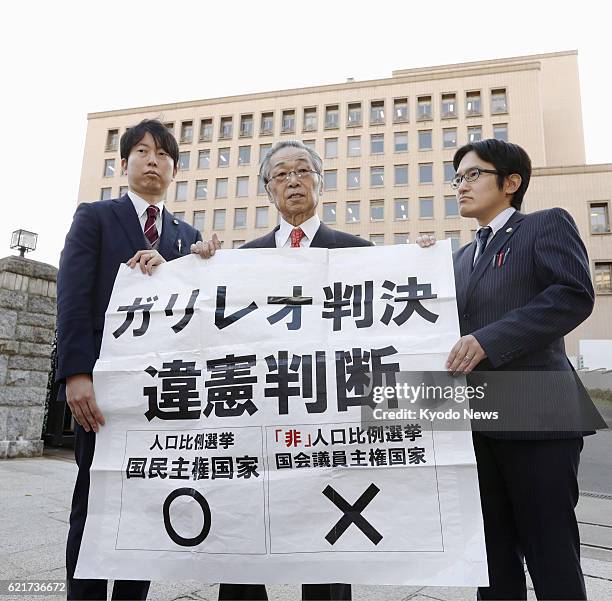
[{"left": 1, "top": 1, "right": 610, "bottom": 267}]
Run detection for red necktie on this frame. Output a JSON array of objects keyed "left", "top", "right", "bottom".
[
  {"left": 144, "top": 205, "right": 159, "bottom": 245},
  {"left": 290, "top": 227, "right": 305, "bottom": 248}
]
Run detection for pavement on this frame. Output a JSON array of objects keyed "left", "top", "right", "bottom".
[{"left": 0, "top": 450, "right": 611, "bottom": 601}]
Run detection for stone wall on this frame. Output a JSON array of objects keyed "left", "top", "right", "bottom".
[{"left": 0, "top": 255, "right": 57, "bottom": 458}]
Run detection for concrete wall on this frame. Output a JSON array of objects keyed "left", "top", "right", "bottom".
[{"left": 0, "top": 256, "right": 57, "bottom": 458}]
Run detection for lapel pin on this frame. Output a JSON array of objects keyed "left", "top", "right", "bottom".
[
  {"left": 505, "top": 227, "right": 513, "bottom": 233},
  {"left": 173, "top": 219, "right": 179, "bottom": 225}
]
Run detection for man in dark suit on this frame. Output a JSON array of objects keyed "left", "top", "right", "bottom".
[
  {"left": 57, "top": 119, "right": 202, "bottom": 600},
  {"left": 192, "top": 140, "right": 371, "bottom": 601},
  {"left": 421, "top": 139, "right": 602, "bottom": 600}
]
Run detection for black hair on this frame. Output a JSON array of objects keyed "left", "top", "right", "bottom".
[
  {"left": 120, "top": 119, "right": 180, "bottom": 168},
  {"left": 453, "top": 139, "right": 532, "bottom": 210}
]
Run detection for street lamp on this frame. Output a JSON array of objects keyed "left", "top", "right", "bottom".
[{"left": 10, "top": 229, "right": 38, "bottom": 257}]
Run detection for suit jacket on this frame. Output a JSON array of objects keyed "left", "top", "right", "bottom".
[
  {"left": 455, "top": 208, "right": 605, "bottom": 438},
  {"left": 240, "top": 222, "right": 373, "bottom": 250},
  {"left": 56, "top": 194, "right": 202, "bottom": 384}
]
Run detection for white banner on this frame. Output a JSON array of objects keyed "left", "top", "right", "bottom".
[{"left": 76, "top": 241, "right": 487, "bottom": 586}]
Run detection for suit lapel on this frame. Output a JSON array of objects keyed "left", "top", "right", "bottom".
[
  {"left": 259, "top": 227, "right": 279, "bottom": 248},
  {"left": 111, "top": 194, "right": 148, "bottom": 255},
  {"left": 311, "top": 223, "right": 335, "bottom": 248},
  {"left": 464, "top": 211, "right": 525, "bottom": 304},
  {"left": 158, "top": 208, "right": 180, "bottom": 258},
  {"left": 456, "top": 242, "right": 475, "bottom": 314}
]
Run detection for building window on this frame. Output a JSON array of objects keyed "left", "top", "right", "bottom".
[
  {"left": 173, "top": 212, "right": 185, "bottom": 221},
  {"left": 370, "top": 200, "right": 384, "bottom": 221},
  {"left": 175, "top": 181, "right": 187, "bottom": 201},
  {"left": 370, "top": 234, "right": 385, "bottom": 246},
  {"left": 441, "top": 93, "right": 456, "bottom": 118},
  {"left": 347, "top": 136, "right": 361, "bottom": 157},
  {"left": 218, "top": 147, "right": 230, "bottom": 168},
  {"left": 468, "top": 126, "right": 482, "bottom": 143},
  {"left": 594, "top": 262, "right": 612, "bottom": 293},
  {"left": 281, "top": 110, "right": 295, "bottom": 133},
  {"left": 240, "top": 114, "right": 253, "bottom": 137},
  {"left": 419, "top": 197, "right": 434, "bottom": 218},
  {"left": 236, "top": 176, "right": 249, "bottom": 197},
  {"left": 106, "top": 129, "right": 118, "bottom": 151},
  {"left": 590, "top": 202, "right": 610, "bottom": 233},
  {"left": 370, "top": 133, "right": 384, "bottom": 154},
  {"left": 178, "top": 151, "right": 190, "bottom": 170},
  {"left": 445, "top": 195, "right": 459, "bottom": 217},
  {"left": 491, "top": 88, "right": 508, "bottom": 114},
  {"left": 370, "top": 100, "right": 385, "bottom": 124},
  {"left": 466, "top": 91, "right": 482, "bottom": 116},
  {"left": 238, "top": 145, "right": 251, "bottom": 166},
  {"left": 394, "top": 132, "right": 408, "bottom": 153},
  {"left": 324, "top": 170, "right": 337, "bottom": 190},
  {"left": 180, "top": 121, "right": 193, "bottom": 143},
  {"left": 347, "top": 168, "right": 360, "bottom": 189},
  {"left": 256, "top": 206, "right": 268, "bottom": 228},
  {"left": 303, "top": 139, "right": 316, "bottom": 151},
  {"left": 259, "top": 143, "right": 272, "bottom": 164},
  {"left": 442, "top": 128, "right": 457, "bottom": 148},
  {"left": 394, "top": 233, "right": 409, "bottom": 245},
  {"left": 323, "top": 202, "right": 337, "bottom": 224},
  {"left": 213, "top": 209, "right": 226, "bottom": 230},
  {"left": 493, "top": 124, "right": 508, "bottom": 142},
  {"left": 394, "top": 98, "right": 408, "bottom": 122},
  {"left": 419, "top": 163, "right": 433, "bottom": 184},
  {"left": 261, "top": 112, "right": 274, "bottom": 135},
  {"left": 445, "top": 231, "right": 461, "bottom": 252},
  {"left": 218, "top": 117, "right": 231, "bottom": 139},
  {"left": 164, "top": 122, "right": 174, "bottom": 135},
  {"left": 195, "top": 179, "right": 208, "bottom": 200},
  {"left": 119, "top": 185, "right": 128, "bottom": 197},
  {"left": 325, "top": 138, "right": 338, "bottom": 159},
  {"left": 199, "top": 119, "right": 213, "bottom": 142},
  {"left": 325, "top": 105, "right": 339, "bottom": 129},
  {"left": 234, "top": 208, "right": 247, "bottom": 229},
  {"left": 103, "top": 159, "right": 115, "bottom": 177},
  {"left": 418, "top": 130, "right": 432, "bottom": 151},
  {"left": 394, "top": 198, "right": 409, "bottom": 220},
  {"left": 443, "top": 162, "right": 455, "bottom": 183},
  {"left": 394, "top": 165, "right": 409, "bottom": 186},
  {"left": 303, "top": 107, "right": 317, "bottom": 131},
  {"left": 100, "top": 187, "right": 112, "bottom": 200},
  {"left": 257, "top": 177, "right": 266, "bottom": 195},
  {"left": 347, "top": 102, "right": 362, "bottom": 127},
  {"left": 346, "top": 201, "right": 360, "bottom": 223},
  {"left": 215, "top": 178, "right": 228, "bottom": 198},
  {"left": 370, "top": 166, "right": 384, "bottom": 187},
  {"left": 232, "top": 240, "right": 245, "bottom": 249},
  {"left": 193, "top": 210, "right": 205, "bottom": 232},
  {"left": 417, "top": 96, "right": 432, "bottom": 121},
  {"left": 198, "top": 149, "right": 210, "bottom": 169}
]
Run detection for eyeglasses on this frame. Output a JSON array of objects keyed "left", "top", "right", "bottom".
[
  {"left": 451, "top": 167, "right": 499, "bottom": 189},
  {"left": 267, "top": 169, "right": 320, "bottom": 184}
]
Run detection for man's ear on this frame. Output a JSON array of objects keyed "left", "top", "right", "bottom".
[
  {"left": 172, "top": 165, "right": 178, "bottom": 179},
  {"left": 505, "top": 173, "right": 521, "bottom": 195},
  {"left": 120, "top": 158, "right": 128, "bottom": 176}
]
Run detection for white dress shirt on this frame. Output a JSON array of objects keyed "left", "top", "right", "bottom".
[
  {"left": 275, "top": 214, "right": 321, "bottom": 248},
  {"left": 128, "top": 190, "right": 164, "bottom": 237},
  {"left": 473, "top": 206, "right": 516, "bottom": 265}
]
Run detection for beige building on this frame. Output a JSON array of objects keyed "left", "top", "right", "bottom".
[{"left": 78, "top": 49, "right": 612, "bottom": 358}]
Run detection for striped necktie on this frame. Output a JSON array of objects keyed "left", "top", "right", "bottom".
[{"left": 144, "top": 205, "right": 159, "bottom": 245}]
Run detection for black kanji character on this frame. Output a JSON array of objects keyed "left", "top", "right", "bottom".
[
  {"left": 126, "top": 457, "right": 147, "bottom": 478},
  {"left": 144, "top": 360, "right": 202, "bottom": 421},
  {"left": 380, "top": 278, "right": 439, "bottom": 326},
  {"left": 149, "top": 457, "right": 168, "bottom": 479},
  {"left": 211, "top": 457, "right": 233, "bottom": 479},
  {"left": 204, "top": 354, "right": 258, "bottom": 418},
  {"left": 169, "top": 456, "right": 191, "bottom": 479},
  {"left": 322, "top": 281, "right": 374, "bottom": 331},
  {"left": 236, "top": 456, "right": 260, "bottom": 478},
  {"left": 165, "top": 289, "right": 200, "bottom": 333}
]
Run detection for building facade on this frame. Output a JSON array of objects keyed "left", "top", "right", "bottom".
[{"left": 78, "top": 50, "right": 612, "bottom": 358}]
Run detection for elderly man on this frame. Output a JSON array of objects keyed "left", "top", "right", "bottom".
[{"left": 193, "top": 140, "right": 371, "bottom": 601}]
